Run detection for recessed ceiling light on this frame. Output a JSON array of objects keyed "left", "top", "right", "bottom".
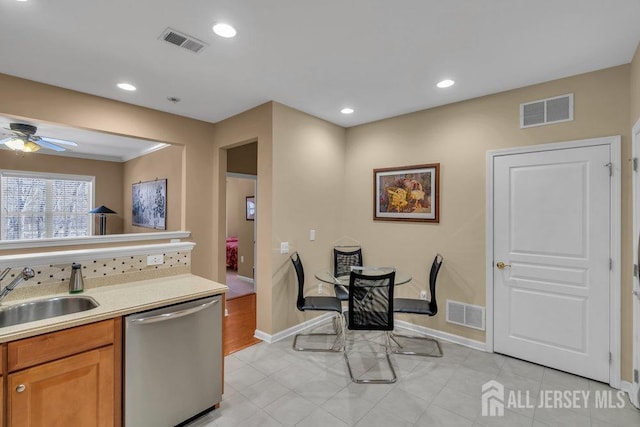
[
  {"left": 436, "top": 79, "right": 455, "bottom": 88},
  {"left": 117, "top": 83, "right": 137, "bottom": 91},
  {"left": 213, "top": 23, "right": 237, "bottom": 38},
  {"left": 341, "top": 107, "right": 354, "bottom": 114}
]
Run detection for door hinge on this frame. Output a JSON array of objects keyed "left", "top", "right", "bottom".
[
  {"left": 634, "top": 158, "right": 638, "bottom": 172},
  {"left": 609, "top": 352, "right": 612, "bottom": 364},
  {"left": 635, "top": 264, "right": 639, "bottom": 277},
  {"left": 605, "top": 162, "right": 613, "bottom": 176},
  {"left": 609, "top": 258, "right": 613, "bottom": 270},
  {"left": 634, "top": 368, "right": 639, "bottom": 383}
]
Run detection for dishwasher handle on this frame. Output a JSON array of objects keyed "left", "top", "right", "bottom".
[{"left": 130, "top": 299, "right": 219, "bottom": 324}]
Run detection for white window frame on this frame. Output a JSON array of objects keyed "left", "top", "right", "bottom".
[{"left": 1, "top": 169, "right": 95, "bottom": 240}]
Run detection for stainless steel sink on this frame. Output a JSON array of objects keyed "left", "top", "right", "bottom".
[{"left": 0, "top": 296, "right": 99, "bottom": 328}]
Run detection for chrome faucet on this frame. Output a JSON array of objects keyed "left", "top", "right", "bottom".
[{"left": 0, "top": 267, "right": 35, "bottom": 304}]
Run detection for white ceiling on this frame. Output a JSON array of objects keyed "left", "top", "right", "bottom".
[{"left": 0, "top": 0, "right": 639, "bottom": 139}]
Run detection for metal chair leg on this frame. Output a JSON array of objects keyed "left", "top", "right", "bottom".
[
  {"left": 344, "top": 331, "right": 397, "bottom": 384},
  {"left": 390, "top": 332, "right": 443, "bottom": 357},
  {"left": 292, "top": 314, "right": 344, "bottom": 352}
]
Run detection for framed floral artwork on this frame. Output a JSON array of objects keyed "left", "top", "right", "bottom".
[
  {"left": 373, "top": 163, "right": 439, "bottom": 222},
  {"left": 246, "top": 196, "right": 256, "bottom": 221}
]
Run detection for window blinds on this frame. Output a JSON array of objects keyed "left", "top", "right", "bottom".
[{"left": 1, "top": 171, "right": 93, "bottom": 240}]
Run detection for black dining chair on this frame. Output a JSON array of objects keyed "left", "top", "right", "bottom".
[
  {"left": 290, "top": 252, "right": 344, "bottom": 352},
  {"left": 344, "top": 268, "right": 397, "bottom": 384},
  {"left": 391, "top": 254, "right": 444, "bottom": 357},
  {"left": 333, "top": 246, "right": 363, "bottom": 301}
]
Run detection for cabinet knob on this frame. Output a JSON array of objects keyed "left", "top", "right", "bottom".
[{"left": 16, "top": 384, "right": 26, "bottom": 393}]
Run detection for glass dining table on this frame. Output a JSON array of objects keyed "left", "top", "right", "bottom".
[{"left": 314, "top": 268, "right": 412, "bottom": 286}]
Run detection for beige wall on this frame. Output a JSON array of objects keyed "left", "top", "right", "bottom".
[
  {"left": 213, "top": 102, "right": 274, "bottom": 332},
  {"left": 271, "top": 103, "right": 347, "bottom": 332},
  {"left": 632, "top": 43, "right": 640, "bottom": 126},
  {"left": 226, "top": 177, "right": 255, "bottom": 278},
  {"left": 0, "top": 74, "right": 216, "bottom": 280},
  {"left": 123, "top": 144, "right": 183, "bottom": 233},
  {"left": 0, "top": 150, "right": 124, "bottom": 234},
  {"left": 344, "top": 65, "right": 632, "bottom": 379},
  {"left": 228, "top": 142, "right": 258, "bottom": 175}
]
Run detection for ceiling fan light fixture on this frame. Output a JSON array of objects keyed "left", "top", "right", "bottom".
[
  {"left": 23, "top": 141, "right": 41, "bottom": 152},
  {"left": 5, "top": 138, "right": 25, "bottom": 151}
]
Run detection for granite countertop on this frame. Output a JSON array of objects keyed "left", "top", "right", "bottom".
[{"left": 0, "top": 273, "right": 228, "bottom": 343}]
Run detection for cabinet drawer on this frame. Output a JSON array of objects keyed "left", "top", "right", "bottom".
[{"left": 8, "top": 319, "right": 115, "bottom": 372}]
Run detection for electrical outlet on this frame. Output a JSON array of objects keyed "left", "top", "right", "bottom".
[
  {"left": 240, "top": 255, "right": 244, "bottom": 263},
  {"left": 420, "top": 290, "right": 428, "bottom": 300},
  {"left": 280, "top": 242, "right": 289, "bottom": 254},
  {"left": 147, "top": 254, "right": 164, "bottom": 265},
  {"left": 317, "top": 283, "right": 323, "bottom": 294},
  {"left": 147, "top": 254, "right": 164, "bottom": 266},
  {"left": 310, "top": 229, "right": 316, "bottom": 241}
]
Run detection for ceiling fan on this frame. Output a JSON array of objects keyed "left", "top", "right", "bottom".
[{"left": 0, "top": 123, "right": 78, "bottom": 153}]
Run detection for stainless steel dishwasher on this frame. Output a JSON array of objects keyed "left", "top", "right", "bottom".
[{"left": 124, "top": 295, "right": 222, "bottom": 427}]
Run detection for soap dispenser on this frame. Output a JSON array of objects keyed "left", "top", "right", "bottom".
[{"left": 69, "top": 263, "right": 84, "bottom": 294}]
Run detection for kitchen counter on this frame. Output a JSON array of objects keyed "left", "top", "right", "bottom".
[{"left": 0, "top": 273, "right": 228, "bottom": 343}]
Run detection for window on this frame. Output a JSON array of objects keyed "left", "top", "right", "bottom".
[{"left": 1, "top": 170, "right": 94, "bottom": 240}]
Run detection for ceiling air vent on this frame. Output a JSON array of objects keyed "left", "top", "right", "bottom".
[
  {"left": 520, "top": 93, "right": 573, "bottom": 128},
  {"left": 159, "top": 28, "right": 208, "bottom": 54}
]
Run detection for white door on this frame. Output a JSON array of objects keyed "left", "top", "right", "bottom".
[
  {"left": 632, "top": 120, "right": 640, "bottom": 408},
  {"left": 493, "top": 143, "right": 611, "bottom": 382}
]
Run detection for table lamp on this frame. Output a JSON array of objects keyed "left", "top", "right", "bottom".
[{"left": 89, "top": 205, "right": 117, "bottom": 235}]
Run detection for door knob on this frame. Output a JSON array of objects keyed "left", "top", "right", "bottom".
[
  {"left": 496, "top": 262, "right": 511, "bottom": 270},
  {"left": 634, "top": 289, "right": 640, "bottom": 298},
  {"left": 16, "top": 384, "right": 25, "bottom": 393}
]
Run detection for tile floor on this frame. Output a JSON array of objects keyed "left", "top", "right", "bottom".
[{"left": 187, "top": 329, "right": 640, "bottom": 427}]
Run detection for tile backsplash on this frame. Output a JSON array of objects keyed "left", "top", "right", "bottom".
[{"left": 4, "top": 250, "right": 191, "bottom": 302}]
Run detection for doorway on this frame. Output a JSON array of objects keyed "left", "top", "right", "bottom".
[
  {"left": 225, "top": 174, "right": 256, "bottom": 299},
  {"left": 486, "top": 136, "right": 621, "bottom": 386},
  {"left": 224, "top": 142, "right": 260, "bottom": 355}
]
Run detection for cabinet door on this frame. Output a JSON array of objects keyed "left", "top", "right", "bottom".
[{"left": 8, "top": 346, "right": 114, "bottom": 427}]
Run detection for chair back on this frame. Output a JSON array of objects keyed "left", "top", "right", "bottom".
[
  {"left": 290, "top": 252, "right": 306, "bottom": 311},
  {"left": 333, "top": 246, "right": 363, "bottom": 277},
  {"left": 428, "top": 254, "right": 444, "bottom": 313},
  {"left": 348, "top": 268, "right": 395, "bottom": 331}
]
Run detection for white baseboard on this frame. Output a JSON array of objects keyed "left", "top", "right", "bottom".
[
  {"left": 255, "top": 313, "right": 334, "bottom": 344},
  {"left": 237, "top": 275, "right": 254, "bottom": 284},
  {"left": 255, "top": 315, "right": 485, "bottom": 352},
  {"left": 394, "top": 319, "right": 487, "bottom": 352}
]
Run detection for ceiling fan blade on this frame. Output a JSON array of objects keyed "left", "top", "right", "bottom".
[
  {"left": 35, "top": 139, "right": 66, "bottom": 152},
  {"left": 39, "top": 136, "right": 78, "bottom": 147}
]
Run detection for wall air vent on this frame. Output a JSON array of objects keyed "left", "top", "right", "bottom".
[
  {"left": 520, "top": 93, "right": 573, "bottom": 128},
  {"left": 159, "top": 28, "right": 208, "bottom": 54},
  {"left": 446, "top": 300, "right": 485, "bottom": 330}
]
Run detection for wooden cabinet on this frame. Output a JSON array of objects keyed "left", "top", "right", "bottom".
[
  {"left": 8, "top": 347, "right": 113, "bottom": 427},
  {"left": 3, "top": 319, "right": 120, "bottom": 427}
]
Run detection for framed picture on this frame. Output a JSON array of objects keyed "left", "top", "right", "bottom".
[
  {"left": 246, "top": 196, "right": 256, "bottom": 221},
  {"left": 374, "top": 163, "right": 439, "bottom": 222},
  {"left": 132, "top": 179, "right": 167, "bottom": 229}
]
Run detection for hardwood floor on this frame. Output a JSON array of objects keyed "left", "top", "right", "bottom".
[{"left": 223, "top": 293, "right": 261, "bottom": 355}]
